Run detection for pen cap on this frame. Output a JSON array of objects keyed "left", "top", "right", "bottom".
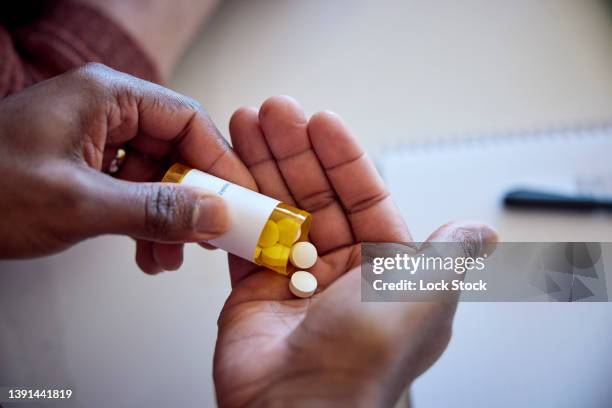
[{"left": 162, "top": 164, "right": 311, "bottom": 274}]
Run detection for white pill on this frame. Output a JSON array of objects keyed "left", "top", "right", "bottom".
[
  {"left": 289, "top": 241, "right": 318, "bottom": 269},
  {"left": 289, "top": 271, "right": 318, "bottom": 298}
]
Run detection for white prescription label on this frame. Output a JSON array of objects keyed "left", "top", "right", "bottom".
[{"left": 182, "top": 170, "right": 280, "bottom": 261}]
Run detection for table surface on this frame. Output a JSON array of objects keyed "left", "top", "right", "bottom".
[{"left": 2, "top": 1, "right": 612, "bottom": 407}]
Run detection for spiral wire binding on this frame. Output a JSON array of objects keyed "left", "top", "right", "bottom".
[
  {"left": 379, "top": 121, "right": 612, "bottom": 157},
  {"left": 375, "top": 121, "right": 612, "bottom": 182}
]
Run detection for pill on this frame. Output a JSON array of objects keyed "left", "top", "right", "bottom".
[
  {"left": 289, "top": 271, "right": 318, "bottom": 298},
  {"left": 261, "top": 244, "right": 290, "bottom": 267},
  {"left": 253, "top": 246, "right": 262, "bottom": 259},
  {"left": 258, "top": 220, "right": 279, "bottom": 248},
  {"left": 289, "top": 242, "right": 318, "bottom": 269},
  {"left": 277, "top": 218, "right": 301, "bottom": 246}
]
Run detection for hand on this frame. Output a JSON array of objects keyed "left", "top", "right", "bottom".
[
  {"left": 0, "top": 63, "right": 254, "bottom": 273},
  {"left": 213, "top": 96, "right": 497, "bottom": 407}
]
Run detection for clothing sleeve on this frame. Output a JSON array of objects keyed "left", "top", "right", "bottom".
[{"left": 0, "top": 1, "right": 160, "bottom": 98}]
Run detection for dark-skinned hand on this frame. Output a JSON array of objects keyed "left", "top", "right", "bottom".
[
  {"left": 213, "top": 96, "right": 498, "bottom": 407},
  {"left": 0, "top": 63, "right": 254, "bottom": 273}
]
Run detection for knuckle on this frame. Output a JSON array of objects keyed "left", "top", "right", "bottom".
[
  {"left": 182, "top": 95, "right": 204, "bottom": 112},
  {"left": 67, "top": 63, "right": 116, "bottom": 97},
  {"left": 76, "top": 62, "right": 113, "bottom": 78},
  {"left": 144, "top": 185, "right": 193, "bottom": 240},
  {"left": 299, "top": 188, "right": 337, "bottom": 213},
  {"left": 152, "top": 90, "right": 203, "bottom": 115}
]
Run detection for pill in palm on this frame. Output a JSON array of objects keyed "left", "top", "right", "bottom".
[
  {"left": 289, "top": 271, "right": 318, "bottom": 298},
  {"left": 289, "top": 241, "right": 318, "bottom": 269}
]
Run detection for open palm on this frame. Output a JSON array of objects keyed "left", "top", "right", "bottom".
[{"left": 213, "top": 97, "right": 496, "bottom": 407}]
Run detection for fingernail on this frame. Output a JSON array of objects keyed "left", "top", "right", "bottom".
[{"left": 194, "top": 195, "right": 230, "bottom": 235}]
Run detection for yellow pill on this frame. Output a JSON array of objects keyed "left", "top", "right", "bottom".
[
  {"left": 261, "top": 244, "right": 290, "bottom": 267},
  {"left": 253, "top": 246, "right": 262, "bottom": 259},
  {"left": 277, "top": 218, "right": 301, "bottom": 246},
  {"left": 258, "top": 220, "right": 279, "bottom": 248}
]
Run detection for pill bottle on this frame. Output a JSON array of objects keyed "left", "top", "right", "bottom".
[{"left": 162, "top": 163, "right": 312, "bottom": 275}]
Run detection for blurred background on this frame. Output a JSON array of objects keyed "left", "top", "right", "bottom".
[{"left": 2, "top": 0, "right": 612, "bottom": 406}]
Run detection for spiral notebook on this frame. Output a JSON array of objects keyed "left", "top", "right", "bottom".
[
  {"left": 377, "top": 124, "right": 612, "bottom": 242},
  {"left": 376, "top": 125, "right": 612, "bottom": 408}
]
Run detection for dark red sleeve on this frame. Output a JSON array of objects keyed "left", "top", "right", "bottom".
[{"left": 0, "top": 1, "right": 160, "bottom": 98}]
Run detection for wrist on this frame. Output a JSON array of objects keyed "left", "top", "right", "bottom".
[{"left": 242, "top": 370, "right": 390, "bottom": 408}]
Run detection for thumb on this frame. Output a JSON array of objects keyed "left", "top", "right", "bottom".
[
  {"left": 424, "top": 220, "right": 498, "bottom": 255},
  {"left": 417, "top": 220, "right": 498, "bottom": 304},
  {"left": 78, "top": 171, "right": 230, "bottom": 242}
]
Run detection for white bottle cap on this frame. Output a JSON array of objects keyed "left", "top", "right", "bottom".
[{"left": 181, "top": 169, "right": 279, "bottom": 261}]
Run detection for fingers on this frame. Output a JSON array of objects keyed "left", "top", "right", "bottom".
[
  {"left": 421, "top": 221, "right": 498, "bottom": 304},
  {"left": 308, "top": 111, "right": 412, "bottom": 243},
  {"left": 136, "top": 240, "right": 162, "bottom": 274},
  {"left": 135, "top": 240, "right": 185, "bottom": 274},
  {"left": 77, "top": 169, "right": 230, "bottom": 243},
  {"left": 63, "top": 63, "right": 256, "bottom": 189},
  {"left": 230, "top": 107, "right": 294, "bottom": 203},
  {"left": 104, "top": 67, "right": 253, "bottom": 187},
  {"left": 152, "top": 242, "right": 184, "bottom": 270},
  {"left": 257, "top": 96, "right": 354, "bottom": 254},
  {"left": 115, "top": 149, "right": 161, "bottom": 182},
  {"left": 424, "top": 220, "right": 498, "bottom": 255},
  {"left": 198, "top": 242, "right": 218, "bottom": 250}
]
